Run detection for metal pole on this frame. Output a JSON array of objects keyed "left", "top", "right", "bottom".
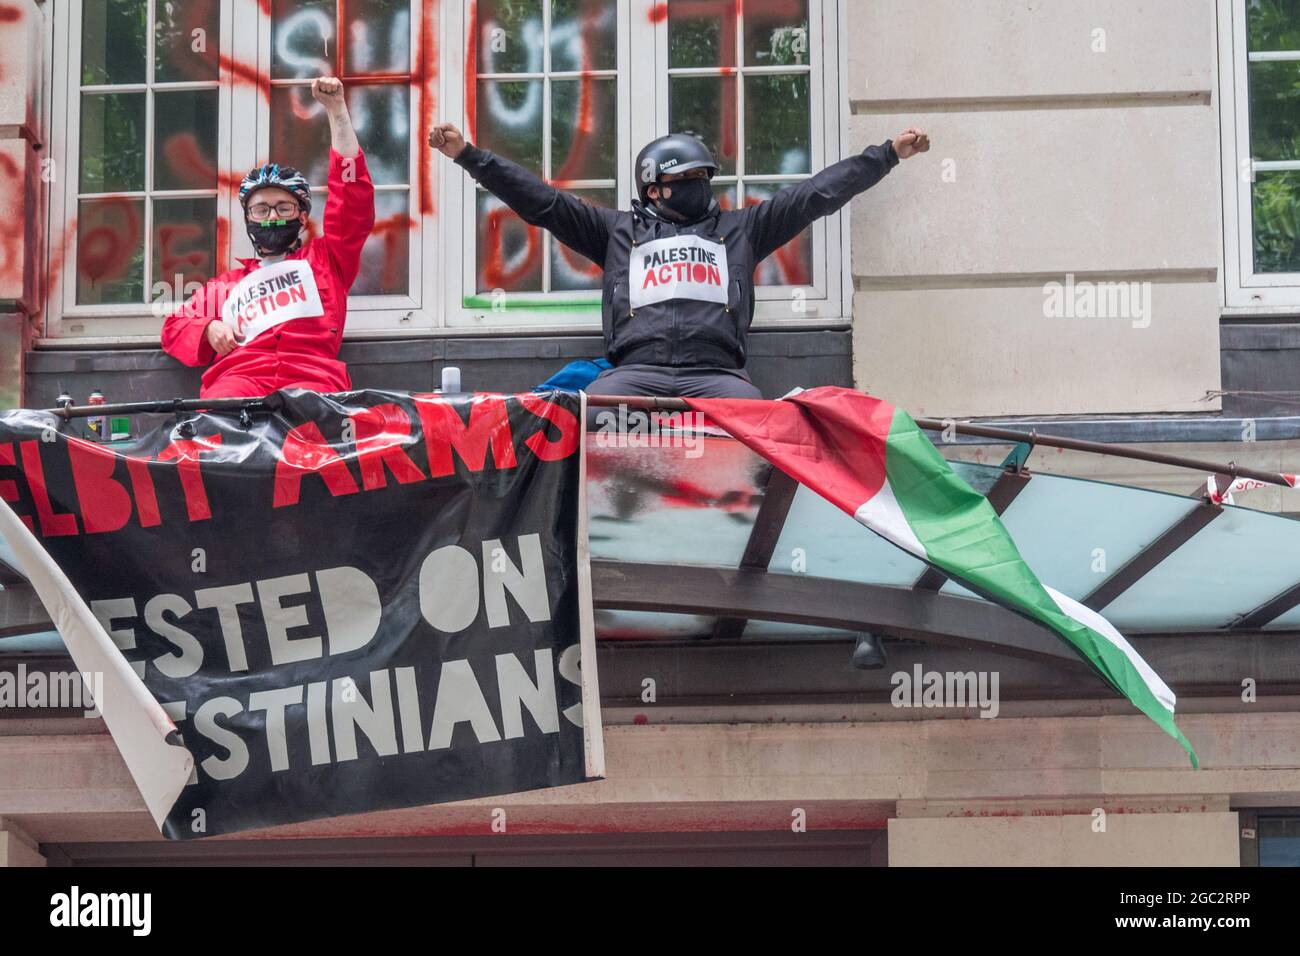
[
  {"left": 43, "top": 397, "right": 268, "bottom": 420},
  {"left": 584, "top": 395, "right": 1294, "bottom": 490},
  {"left": 911, "top": 416, "right": 1291, "bottom": 487},
  {"left": 38, "top": 393, "right": 1294, "bottom": 489}
]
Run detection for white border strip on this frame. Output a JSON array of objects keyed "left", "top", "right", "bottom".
[
  {"left": 576, "top": 390, "right": 606, "bottom": 779},
  {"left": 0, "top": 498, "right": 193, "bottom": 828}
]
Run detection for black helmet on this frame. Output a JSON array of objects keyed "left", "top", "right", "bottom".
[{"left": 635, "top": 133, "right": 718, "bottom": 204}]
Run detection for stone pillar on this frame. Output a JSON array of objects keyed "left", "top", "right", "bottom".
[
  {"left": 846, "top": 0, "right": 1222, "bottom": 418},
  {"left": 0, "top": 0, "right": 46, "bottom": 408},
  {"left": 0, "top": 818, "right": 46, "bottom": 867}
]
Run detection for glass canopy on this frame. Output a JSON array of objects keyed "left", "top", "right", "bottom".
[{"left": 7, "top": 432, "right": 1300, "bottom": 656}]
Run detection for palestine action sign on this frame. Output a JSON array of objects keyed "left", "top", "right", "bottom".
[
  {"left": 0, "top": 389, "right": 603, "bottom": 839},
  {"left": 220, "top": 258, "right": 324, "bottom": 343}
]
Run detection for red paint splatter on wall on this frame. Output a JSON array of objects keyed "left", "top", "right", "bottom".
[
  {"left": 26, "top": 0, "right": 813, "bottom": 318},
  {"left": 156, "top": 223, "right": 208, "bottom": 279},
  {"left": 465, "top": 1, "right": 478, "bottom": 142},
  {"left": 215, "top": 216, "right": 230, "bottom": 273},
  {"left": 480, "top": 207, "right": 540, "bottom": 290},
  {"left": 78, "top": 199, "right": 141, "bottom": 287},
  {"left": 0, "top": 151, "right": 24, "bottom": 291},
  {"left": 416, "top": 0, "right": 438, "bottom": 217},
  {"left": 371, "top": 211, "right": 415, "bottom": 290}
]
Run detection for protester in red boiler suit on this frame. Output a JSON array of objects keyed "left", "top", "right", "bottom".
[{"left": 162, "top": 76, "right": 375, "bottom": 399}]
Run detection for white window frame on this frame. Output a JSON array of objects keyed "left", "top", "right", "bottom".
[
  {"left": 253, "top": 0, "right": 427, "bottom": 336},
  {"left": 43, "top": 0, "right": 850, "bottom": 343},
  {"left": 444, "top": 0, "right": 848, "bottom": 331},
  {"left": 44, "top": 0, "right": 428, "bottom": 343},
  {"left": 46, "top": 0, "right": 235, "bottom": 339},
  {"left": 1218, "top": 0, "right": 1300, "bottom": 312},
  {"left": 441, "top": 0, "right": 631, "bottom": 332},
  {"left": 653, "top": 0, "right": 841, "bottom": 325}
]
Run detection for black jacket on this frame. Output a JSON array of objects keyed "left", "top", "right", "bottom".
[{"left": 456, "top": 140, "right": 899, "bottom": 369}]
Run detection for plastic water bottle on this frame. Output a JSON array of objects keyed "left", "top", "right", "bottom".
[
  {"left": 441, "top": 366, "right": 461, "bottom": 394},
  {"left": 87, "top": 389, "right": 107, "bottom": 440}
]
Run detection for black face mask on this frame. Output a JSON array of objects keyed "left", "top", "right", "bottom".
[
  {"left": 246, "top": 218, "right": 302, "bottom": 257},
  {"left": 656, "top": 178, "right": 713, "bottom": 222}
]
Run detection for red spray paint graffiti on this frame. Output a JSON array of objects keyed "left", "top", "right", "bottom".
[
  {"left": 10, "top": 0, "right": 810, "bottom": 320},
  {"left": 77, "top": 198, "right": 142, "bottom": 290}
]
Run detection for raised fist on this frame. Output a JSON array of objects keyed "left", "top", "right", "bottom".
[
  {"left": 893, "top": 126, "right": 931, "bottom": 160},
  {"left": 428, "top": 122, "right": 467, "bottom": 160},
  {"left": 311, "top": 76, "right": 346, "bottom": 113}
]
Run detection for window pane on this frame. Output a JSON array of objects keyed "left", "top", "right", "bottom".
[
  {"left": 77, "top": 198, "right": 146, "bottom": 305},
  {"left": 152, "top": 197, "right": 217, "bottom": 299},
  {"left": 80, "top": 92, "right": 147, "bottom": 193},
  {"left": 270, "top": 85, "right": 409, "bottom": 188},
  {"left": 155, "top": 0, "right": 220, "bottom": 82},
  {"left": 477, "top": 191, "right": 543, "bottom": 293},
  {"left": 1259, "top": 816, "right": 1300, "bottom": 866},
  {"left": 667, "top": 0, "right": 735, "bottom": 69},
  {"left": 271, "top": 0, "right": 337, "bottom": 79},
  {"left": 745, "top": 73, "right": 810, "bottom": 174},
  {"left": 746, "top": 182, "right": 813, "bottom": 287},
  {"left": 551, "top": 188, "right": 613, "bottom": 291},
  {"left": 343, "top": 0, "right": 412, "bottom": 75},
  {"left": 82, "top": 0, "right": 147, "bottom": 85},
  {"left": 551, "top": 0, "right": 616, "bottom": 72},
  {"left": 551, "top": 78, "right": 616, "bottom": 182},
  {"left": 1249, "top": 61, "right": 1300, "bottom": 161},
  {"left": 670, "top": 75, "right": 737, "bottom": 175},
  {"left": 347, "top": 85, "right": 411, "bottom": 185},
  {"left": 269, "top": 86, "right": 331, "bottom": 184},
  {"left": 477, "top": 0, "right": 543, "bottom": 74},
  {"left": 154, "top": 89, "right": 219, "bottom": 190},
  {"left": 477, "top": 80, "right": 544, "bottom": 173},
  {"left": 353, "top": 191, "right": 410, "bottom": 295},
  {"left": 712, "top": 181, "right": 739, "bottom": 213},
  {"left": 1248, "top": 0, "right": 1300, "bottom": 52},
  {"left": 1252, "top": 170, "right": 1300, "bottom": 274},
  {"left": 744, "top": 0, "right": 809, "bottom": 66}
]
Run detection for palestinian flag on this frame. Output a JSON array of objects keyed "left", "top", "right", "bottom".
[{"left": 686, "top": 386, "right": 1196, "bottom": 767}]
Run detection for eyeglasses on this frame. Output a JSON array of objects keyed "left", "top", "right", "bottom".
[{"left": 247, "top": 201, "right": 301, "bottom": 221}]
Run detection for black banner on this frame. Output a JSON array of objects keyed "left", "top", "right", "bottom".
[{"left": 0, "top": 389, "right": 601, "bottom": 839}]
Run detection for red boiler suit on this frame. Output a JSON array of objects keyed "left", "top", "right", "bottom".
[{"left": 162, "top": 148, "right": 376, "bottom": 399}]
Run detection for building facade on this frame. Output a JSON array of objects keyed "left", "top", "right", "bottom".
[{"left": 2, "top": 0, "right": 1300, "bottom": 866}]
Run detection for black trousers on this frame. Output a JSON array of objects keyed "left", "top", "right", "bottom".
[
  {"left": 583, "top": 363, "right": 762, "bottom": 429},
  {"left": 584, "top": 364, "right": 763, "bottom": 400}
]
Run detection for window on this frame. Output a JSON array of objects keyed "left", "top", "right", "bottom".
[
  {"left": 70, "top": 0, "right": 226, "bottom": 313},
  {"left": 465, "top": 0, "right": 622, "bottom": 307},
  {"left": 47, "top": 1, "right": 846, "bottom": 339},
  {"left": 447, "top": 0, "right": 845, "bottom": 327},
  {"left": 266, "top": 0, "right": 418, "bottom": 300},
  {"left": 48, "top": 0, "right": 423, "bottom": 339},
  {"left": 1220, "top": 0, "right": 1300, "bottom": 310},
  {"left": 1239, "top": 809, "right": 1300, "bottom": 865},
  {"left": 661, "top": 0, "right": 817, "bottom": 289}
]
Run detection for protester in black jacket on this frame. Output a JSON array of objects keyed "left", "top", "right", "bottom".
[{"left": 430, "top": 123, "right": 929, "bottom": 399}]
